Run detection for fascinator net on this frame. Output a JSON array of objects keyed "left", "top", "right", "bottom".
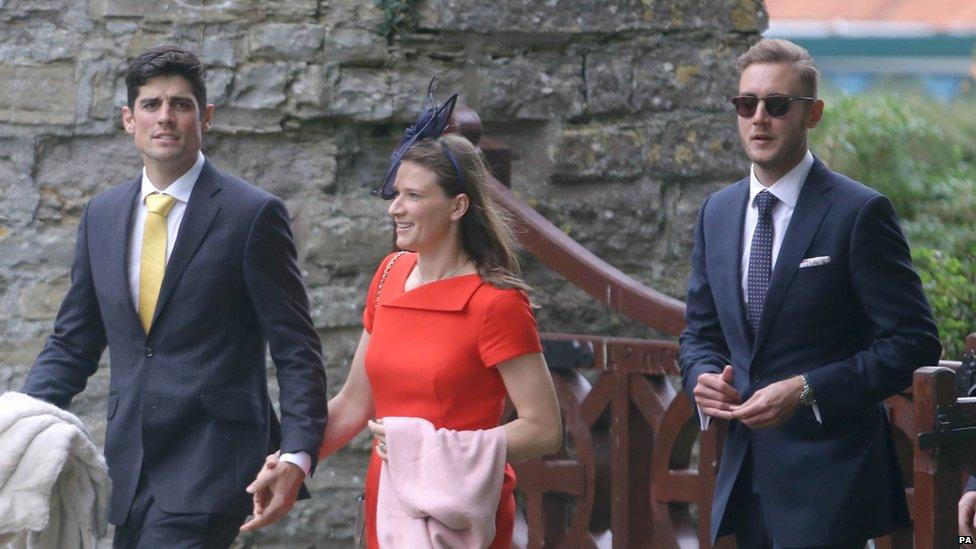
[{"left": 376, "top": 79, "right": 459, "bottom": 199}]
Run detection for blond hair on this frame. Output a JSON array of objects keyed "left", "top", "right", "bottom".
[{"left": 737, "top": 38, "right": 820, "bottom": 97}]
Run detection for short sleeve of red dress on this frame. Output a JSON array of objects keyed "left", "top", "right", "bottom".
[
  {"left": 362, "top": 252, "right": 400, "bottom": 334},
  {"left": 478, "top": 289, "right": 542, "bottom": 367}
]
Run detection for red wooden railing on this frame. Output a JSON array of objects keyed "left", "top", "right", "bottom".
[{"left": 451, "top": 107, "right": 973, "bottom": 549}]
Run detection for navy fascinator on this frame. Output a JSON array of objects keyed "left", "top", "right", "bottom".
[{"left": 376, "top": 79, "right": 459, "bottom": 199}]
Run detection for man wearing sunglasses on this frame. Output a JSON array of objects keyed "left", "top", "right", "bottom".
[{"left": 679, "top": 38, "right": 940, "bottom": 548}]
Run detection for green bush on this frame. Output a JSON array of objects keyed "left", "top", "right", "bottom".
[
  {"left": 912, "top": 247, "right": 975, "bottom": 359},
  {"left": 811, "top": 93, "right": 976, "bottom": 359}
]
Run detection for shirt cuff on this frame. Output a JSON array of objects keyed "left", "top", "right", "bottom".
[
  {"left": 811, "top": 402, "right": 822, "bottom": 424},
  {"left": 696, "top": 404, "right": 711, "bottom": 431},
  {"left": 279, "top": 451, "right": 311, "bottom": 477}
]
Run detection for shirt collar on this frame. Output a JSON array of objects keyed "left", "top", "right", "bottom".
[
  {"left": 139, "top": 151, "right": 206, "bottom": 204},
  {"left": 748, "top": 149, "right": 813, "bottom": 210}
]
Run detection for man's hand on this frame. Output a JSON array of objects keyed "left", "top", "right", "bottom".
[
  {"left": 240, "top": 453, "right": 305, "bottom": 532},
  {"left": 693, "top": 365, "right": 740, "bottom": 420},
  {"left": 730, "top": 375, "right": 804, "bottom": 429},
  {"left": 959, "top": 490, "right": 976, "bottom": 537}
]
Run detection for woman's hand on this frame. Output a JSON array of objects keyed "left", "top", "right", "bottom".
[{"left": 367, "top": 418, "right": 387, "bottom": 459}]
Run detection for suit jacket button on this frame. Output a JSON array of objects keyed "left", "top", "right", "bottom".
[
  {"left": 144, "top": 346, "right": 154, "bottom": 358},
  {"left": 751, "top": 374, "right": 760, "bottom": 384}
]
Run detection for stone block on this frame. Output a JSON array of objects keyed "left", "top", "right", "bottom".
[
  {"left": 327, "top": 126, "right": 407, "bottom": 198},
  {"left": 323, "top": 27, "right": 388, "bottom": 66},
  {"left": 307, "top": 285, "right": 367, "bottom": 330},
  {"left": 647, "top": 0, "right": 764, "bottom": 33},
  {"left": 731, "top": 0, "right": 768, "bottom": 32},
  {"left": 412, "top": 1, "right": 758, "bottom": 35},
  {"left": 0, "top": 366, "right": 30, "bottom": 393},
  {"left": 228, "top": 63, "right": 290, "bottom": 110},
  {"left": 34, "top": 134, "right": 142, "bottom": 222},
  {"left": 202, "top": 32, "right": 238, "bottom": 68},
  {"left": 326, "top": 69, "right": 394, "bottom": 121},
  {"left": 18, "top": 274, "right": 69, "bottom": 320},
  {"left": 86, "top": 62, "right": 127, "bottom": 121},
  {"left": 0, "top": 228, "right": 76, "bottom": 270},
  {"left": 633, "top": 39, "right": 742, "bottom": 113},
  {"left": 585, "top": 49, "right": 634, "bottom": 114},
  {"left": 206, "top": 68, "right": 235, "bottom": 107},
  {"left": 285, "top": 64, "right": 335, "bottom": 117},
  {"left": 120, "top": 29, "right": 171, "bottom": 58},
  {"left": 88, "top": 0, "right": 256, "bottom": 23},
  {"left": 532, "top": 182, "right": 664, "bottom": 256},
  {"left": 258, "top": 0, "right": 319, "bottom": 20},
  {"left": 552, "top": 126, "right": 644, "bottom": 183},
  {"left": 320, "top": 0, "right": 386, "bottom": 30},
  {"left": 641, "top": 114, "right": 745, "bottom": 180},
  {"left": 388, "top": 65, "right": 465, "bottom": 122},
  {"left": 0, "top": 63, "right": 77, "bottom": 125},
  {"left": 418, "top": 0, "right": 657, "bottom": 34},
  {"left": 249, "top": 24, "right": 325, "bottom": 61},
  {"left": 205, "top": 133, "right": 338, "bottom": 199},
  {"left": 208, "top": 106, "right": 285, "bottom": 134},
  {"left": 323, "top": 65, "right": 460, "bottom": 123},
  {"left": 0, "top": 5, "right": 90, "bottom": 62},
  {"left": 0, "top": 331, "right": 51, "bottom": 366},
  {"left": 654, "top": 178, "right": 729, "bottom": 291},
  {"left": 481, "top": 55, "right": 584, "bottom": 120},
  {"left": 0, "top": 138, "right": 39, "bottom": 228},
  {"left": 302, "top": 197, "right": 391, "bottom": 274}
]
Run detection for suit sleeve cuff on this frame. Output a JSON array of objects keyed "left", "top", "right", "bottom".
[{"left": 279, "top": 451, "right": 311, "bottom": 477}]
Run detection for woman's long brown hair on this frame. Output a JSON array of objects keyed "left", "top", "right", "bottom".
[{"left": 401, "top": 134, "right": 529, "bottom": 291}]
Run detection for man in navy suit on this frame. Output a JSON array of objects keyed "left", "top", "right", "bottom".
[
  {"left": 679, "top": 38, "right": 940, "bottom": 548},
  {"left": 21, "top": 46, "right": 327, "bottom": 547}
]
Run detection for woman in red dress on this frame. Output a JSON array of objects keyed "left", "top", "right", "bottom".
[{"left": 260, "top": 86, "right": 562, "bottom": 547}]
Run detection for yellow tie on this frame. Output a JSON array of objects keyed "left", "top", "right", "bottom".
[{"left": 139, "top": 193, "right": 177, "bottom": 332}]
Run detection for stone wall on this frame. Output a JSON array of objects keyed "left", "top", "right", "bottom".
[{"left": 0, "top": 0, "right": 765, "bottom": 545}]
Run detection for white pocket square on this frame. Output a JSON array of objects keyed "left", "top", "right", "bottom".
[{"left": 799, "top": 256, "right": 831, "bottom": 268}]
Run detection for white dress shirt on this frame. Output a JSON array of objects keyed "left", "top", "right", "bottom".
[
  {"left": 127, "top": 152, "right": 204, "bottom": 308},
  {"left": 740, "top": 150, "right": 813, "bottom": 301},
  {"left": 698, "top": 150, "right": 821, "bottom": 429},
  {"left": 128, "top": 151, "right": 310, "bottom": 476}
]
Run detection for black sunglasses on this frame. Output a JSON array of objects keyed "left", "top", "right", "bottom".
[{"left": 730, "top": 95, "right": 815, "bottom": 118}]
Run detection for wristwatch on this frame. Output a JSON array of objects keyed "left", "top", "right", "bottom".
[{"left": 799, "top": 374, "right": 816, "bottom": 406}]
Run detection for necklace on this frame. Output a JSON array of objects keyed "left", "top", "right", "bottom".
[{"left": 417, "top": 257, "right": 469, "bottom": 284}]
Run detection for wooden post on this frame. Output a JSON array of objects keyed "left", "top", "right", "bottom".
[{"left": 912, "top": 367, "right": 960, "bottom": 549}]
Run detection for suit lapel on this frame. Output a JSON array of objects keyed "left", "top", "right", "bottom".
[
  {"left": 150, "top": 161, "right": 223, "bottom": 331},
  {"left": 110, "top": 177, "right": 143, "bottom": 329},
  {"left": 753, "top": 159, "right": 833, "bottom": 353},
  {"left": 712, "top": 178, "right": 753, "bottom": 357}
]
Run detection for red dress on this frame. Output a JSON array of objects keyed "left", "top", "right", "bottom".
[{"left": 362, "top": 252, "right": 542, "bottom": 549}]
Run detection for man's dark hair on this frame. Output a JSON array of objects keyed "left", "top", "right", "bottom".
[{"left": 125, "top": 46, "right": 207, "bottom": 114}]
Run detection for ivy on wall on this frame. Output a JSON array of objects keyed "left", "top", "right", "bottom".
[{"left": 376, "top": 0, "right": 422, "bottom": 37}]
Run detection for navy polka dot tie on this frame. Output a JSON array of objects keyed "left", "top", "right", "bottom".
[{"left": 747, "top": 190, "right": 778, "bottom": 337}]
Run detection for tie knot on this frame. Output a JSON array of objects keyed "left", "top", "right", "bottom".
[
  {"left": 146, "top": 193, "right": 177, "bottom": 216},
  {"left": 755, "top": 190, "right": 778, "bottom": 218}
]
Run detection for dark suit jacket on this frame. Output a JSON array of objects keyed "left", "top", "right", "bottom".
[
  {"left": 23, "top": 160, "right": 328, "bottom": 524},
  {"left": 679, "top": 157, "right": 940, "bottom": 545}
]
